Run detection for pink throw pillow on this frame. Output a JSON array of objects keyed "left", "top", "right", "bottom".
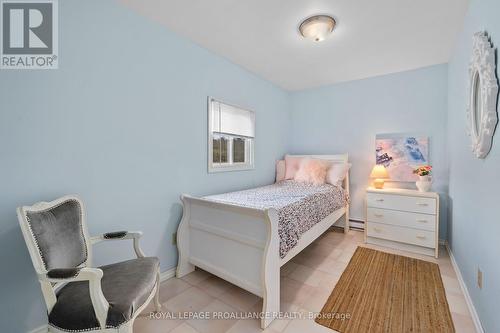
[
  {"left": 284, "top": 155, "right": 304, "bottom": 180},
  {"left": 276, "top": 160, "right": 285, "bottom": 182},
  {"left": 326, "top": 163, "right": 351, "bottom": 186},
  {"left": 294, "top": 159, "right": 328, "bottom": 185}
]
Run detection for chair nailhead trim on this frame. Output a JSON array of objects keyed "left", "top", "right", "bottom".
[{"left": 49, "top": 323, "right": 114, "bottom": 332}]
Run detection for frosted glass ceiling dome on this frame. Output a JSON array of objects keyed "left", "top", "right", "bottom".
[{"left": 299, "top": 15, "right": 336, "bottom": 42}]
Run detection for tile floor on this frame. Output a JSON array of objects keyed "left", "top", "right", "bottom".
[{"left": 134, "top": 229, "right": 477, "bottom": 333}]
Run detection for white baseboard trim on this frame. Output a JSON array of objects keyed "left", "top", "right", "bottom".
[
  {"left": 27, "top": 325, "right": 48, "bottom": 333},
  {"left": 160, "top": 266, "right": 177, "bottom": 282},
  {"left": 445, "top": 244, "right": 484, "bottom": 333}
]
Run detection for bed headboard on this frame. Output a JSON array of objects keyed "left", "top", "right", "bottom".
[
  {"left": 286, "top": 154, "right": 350, "bottom": 194},
  {"left": 289, "top": 154, "right": 348, "bottom": 164}
]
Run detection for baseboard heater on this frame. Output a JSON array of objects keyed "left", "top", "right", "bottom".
[{"left": 349, "top": 218, "right": 365, "bottom": 230}]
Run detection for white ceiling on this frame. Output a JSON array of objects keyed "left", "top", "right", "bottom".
[{"left": 119, "top": 0, "right": 469, "bottom": 91}]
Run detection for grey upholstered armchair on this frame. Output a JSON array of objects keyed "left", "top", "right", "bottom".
[{"left": 17, "top": 195, "right": 161, "bottom": 333}]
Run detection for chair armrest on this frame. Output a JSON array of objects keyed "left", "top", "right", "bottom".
[
  {"left": 43, "top": 267, "right": 103, "bottom": 282},
  {"left": 90, "top": 231, "right": 145, "bottom": 258},
  {"left": 103, "top": 230, "right": 128, "bottom": 239},
  {"left": 40, "top": 267, "right": 109, "bottom": 329}
]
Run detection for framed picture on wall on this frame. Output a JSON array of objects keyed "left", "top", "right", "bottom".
[{"left": 375, "top": 133, "right": 429, "bottom": 182}]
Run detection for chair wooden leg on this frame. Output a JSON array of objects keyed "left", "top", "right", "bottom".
[
  {"left": 118, "top": 320, "right": 133, "bottom": 333},
  {"left": 154, "top": 270, "right": 161, "bottom": 312}
]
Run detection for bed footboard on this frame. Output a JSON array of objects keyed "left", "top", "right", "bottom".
[{"left": 176, "top": 195, "right": 280, "bottom": 328}]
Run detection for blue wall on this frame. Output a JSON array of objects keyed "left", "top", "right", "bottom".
[
  {"left": 289, "top": 65, "right": 449, "bottom": 236},
  {"left": 0, "top": 1, "right": 290, "bottom": 331},
  {"left": 447, "top": 0, "right": 500, "bottom": 331}
]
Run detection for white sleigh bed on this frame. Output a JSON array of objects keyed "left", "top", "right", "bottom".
[{"left": 176, "top": 154, "right": 350, "bottom": 329}]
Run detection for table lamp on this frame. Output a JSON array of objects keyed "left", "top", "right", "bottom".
[{"left": 370, "top": 164, "right": 389, "bottom": 189}]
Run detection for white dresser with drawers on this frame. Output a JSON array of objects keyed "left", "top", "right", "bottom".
[{"left": 365, "top": 187, "right": 439, "bottom": 258}]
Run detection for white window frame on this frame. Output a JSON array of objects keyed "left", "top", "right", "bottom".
[{"left": 208, "top": 97, "right": 255, "bottom": 173}]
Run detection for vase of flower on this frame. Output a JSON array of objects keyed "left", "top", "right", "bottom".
[
  {"left": 419, "top": 175, "right": 431, "bottom": 182},
  {"left": 413, "top": 166, "right": 432, "bottom": 192}
]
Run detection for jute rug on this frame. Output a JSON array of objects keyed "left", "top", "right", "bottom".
[{"left": 315, "top": 247, "right": 455, "bottom": 333}]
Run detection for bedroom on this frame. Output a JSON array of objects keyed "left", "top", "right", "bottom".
[{"left": 0, "top": 0, "right": 498, "bottom": 332}]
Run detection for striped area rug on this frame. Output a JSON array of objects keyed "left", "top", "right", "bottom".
[{"left": 315, "top": 247, "right": 454, "bottom": 332}]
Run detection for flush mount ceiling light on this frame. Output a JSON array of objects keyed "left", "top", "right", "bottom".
[{"left": 299, "top": 15, "right": 336, "bottom": 42}]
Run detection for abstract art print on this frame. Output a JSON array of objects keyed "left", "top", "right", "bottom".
[{"left": 375, "top": 133, "right": 429, "bottom": 182}]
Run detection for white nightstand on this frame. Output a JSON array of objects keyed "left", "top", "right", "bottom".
[{"left": 365, "top": 187, "right": 439, "bottom": 258}]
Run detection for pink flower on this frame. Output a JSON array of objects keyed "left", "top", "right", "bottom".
[{"left": 413, "top": 165, "right": 432, "bottom": 176}]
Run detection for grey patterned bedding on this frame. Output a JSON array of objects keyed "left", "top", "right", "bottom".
[{"left": 204, "top": 180, "right": 349, "bottom": 258}]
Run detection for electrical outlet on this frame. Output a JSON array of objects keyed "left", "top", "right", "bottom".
[
  {"left": 172, "top": 232, "right": 177, "bottom": 245},
  {"left": 477, "top": 268, "right": 483, "bottom": 289}
]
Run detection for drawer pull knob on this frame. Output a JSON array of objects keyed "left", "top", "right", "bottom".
[
  {"left": 375, "top": 199, "right": 385, "bottom": 202},
  {"left": 416, "top": 203, "right": 428, "bottom": 206},
  {"left": 416, "top": 236, "right": 426, "bottom": 240},
  {"left": 374, "top": 214, "right": 384, "bottom": 218},
  {"left": 416, "top": 219, "right": 428, "bottom": 223}
]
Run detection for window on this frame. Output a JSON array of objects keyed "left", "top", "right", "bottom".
[{"left": 208, "top": 97, "right": 255, "bottom": 172}]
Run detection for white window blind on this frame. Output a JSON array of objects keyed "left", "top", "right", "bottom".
[
  {"left": 211, "top": 100, "right": 255, "bottom": 138},
  {"left": 208, "top": 97, "right": 255, "bottom": 172}
]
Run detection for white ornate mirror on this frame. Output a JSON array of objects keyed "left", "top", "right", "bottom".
[{"left": 467, "top": 32, "right": 499, "bottom": 159}]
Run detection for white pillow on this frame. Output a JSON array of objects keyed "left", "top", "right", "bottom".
[
  {"left": 276, "top": 160, "right": 286, "bottom": 182},
  {"left": 326, "top": 163, "right": 351, "bottom": 186}
]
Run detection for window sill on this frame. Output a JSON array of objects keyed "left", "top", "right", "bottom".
[{"left": 208, "top": 164, "right": 255, "bottom": 173}]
